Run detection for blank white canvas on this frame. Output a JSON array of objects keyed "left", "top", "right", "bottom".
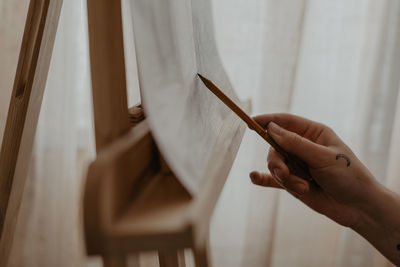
[{"left": 129, "top": 0, "right": 239, "bottom": 195}]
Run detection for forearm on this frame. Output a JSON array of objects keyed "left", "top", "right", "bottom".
[{"left": 352, "top": 182, "right": 400, "bottom": 265}]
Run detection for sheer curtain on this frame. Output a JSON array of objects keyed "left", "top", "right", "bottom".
[
  {"left": 213, "top": 0, "right": 400, "bottom": 266},
  {"left": 1, "top": 0, "right": 400, "bottom": 266}
]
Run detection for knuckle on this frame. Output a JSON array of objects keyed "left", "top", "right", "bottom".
[
  {"left": 322, "top": 123, "right": 333, "bottom": 132},
  {"left": 324, "top": 125, "right": 335, "bottom": 136},
  {"left": 316, "top": 122, "right": 329, "bottom": 130},
  {"left": 319, "top": 123, "right": 336, "bottom": 137}
]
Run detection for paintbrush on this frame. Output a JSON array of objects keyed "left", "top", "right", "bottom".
[{"left": 198, "top": 73, "right": 313, "bottom": 182}]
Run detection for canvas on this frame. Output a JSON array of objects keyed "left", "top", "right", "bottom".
[{"left": 129, "top": 0, "right": 240, "bottom": 194}]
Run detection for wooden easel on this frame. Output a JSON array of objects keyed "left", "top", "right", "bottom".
[
  {"left": 84, "top": 1, "right": 249, "bottom": 266},
  {"left": 0, "top": 0, "right": 63, "bottom": 266},
  {"left": 0, "top": 0, "right": 248, "bottom": 266}
]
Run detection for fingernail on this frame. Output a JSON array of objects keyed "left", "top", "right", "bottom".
[
  {"left": 272, "top": 169, "right": 283, "bottom": 184},
  {"left": 268, "top": 122, "right": 282, "bottom": 136},
  {"left": 293, "top": 183, "right": 306, "bottom": 195}
]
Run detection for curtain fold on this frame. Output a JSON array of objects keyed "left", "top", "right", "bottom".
[{"left": 213, "top": 0, "right": 400, "bottom": 266}]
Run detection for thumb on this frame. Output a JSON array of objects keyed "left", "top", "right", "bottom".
[{"left": 267, "top": 122, "right": 329, "bottom": 167}]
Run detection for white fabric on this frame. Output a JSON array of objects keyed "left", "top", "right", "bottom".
[
  {"left": 0, "top": 0, "right": 399, "bottom": 266},
  {"left": 128, "top": 0, "right": 237, "bottom": 194},
  {"left": 212, "top": 1, "right": 399, "bottom": 266}
]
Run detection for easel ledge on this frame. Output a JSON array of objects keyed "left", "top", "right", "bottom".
[{"left": 84, "top": 101, "right": 250, "bottom": 266}]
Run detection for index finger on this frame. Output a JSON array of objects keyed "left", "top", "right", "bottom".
[{"left": 253, "top": 113, "right": 323, "bottom": 136}]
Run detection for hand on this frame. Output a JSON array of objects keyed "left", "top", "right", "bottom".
[
  {"left": 249, "top": 113, "right": 378, "bottom": 228},
  {"left": 249, "top": 113, "right": 400, "bottom": 264}
]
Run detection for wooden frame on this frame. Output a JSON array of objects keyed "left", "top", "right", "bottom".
[
  {"left": 85, "top": 1, "right": 249, "bottom": 266},
  {"left": 84, "top": 106, "right": 249, "bottom": 266},
  {"left": 0, "top": 0, "right": 63, "bottom": 266}
]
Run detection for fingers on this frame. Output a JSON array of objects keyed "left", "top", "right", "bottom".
[
  {"left": 249, "top": 171, "right": 310, "bottom": 195},
  {"left": 266, "top": 147, "right": 310, "bottom": 195},
  {"left": 267, "top": 147, "right": 290, "bottom": 179},
  {"left": 253, "top": 113, "right": 322, "bottom": 136},
  {"left": 267, "top": 122, "right": 331, "bottom": 167},
  {"left": 281, "top": 174, "right": 310, "bottom": 195},
  {"left": 253, "top": 113, "right": 337, "bottom": 146},
  {"left": 249, "top": 171, "right": 283, "bottom": 189},
  {"left": 250, "top": 147, "right": 311, "bottom": 195}
]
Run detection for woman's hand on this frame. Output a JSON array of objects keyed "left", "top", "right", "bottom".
[
  {"left": 249, "top": 113, "right": 400, "bottom": 265},
  {"left": 249, "top": 113, "right": 380, "bottom": 228}
]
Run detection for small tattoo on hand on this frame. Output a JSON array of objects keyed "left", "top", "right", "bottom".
[{"left": 336, "top": 154, "right": 351, "bottom": 167}]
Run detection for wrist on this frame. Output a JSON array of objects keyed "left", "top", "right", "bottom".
[
  {"left": 355, "top": 182, "right": 400, "bottom": 229},
  {"left": 352, "top": 180, "right": 400, "bottom": 264}
]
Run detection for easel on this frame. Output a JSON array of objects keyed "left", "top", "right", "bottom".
[
  {"left": 0, "top": 0, "right": 248, "bottom": 266},
  {"left": 0, "top": 0, "right": 63, "bottom": 266}
]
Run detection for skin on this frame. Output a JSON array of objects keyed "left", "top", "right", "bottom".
[{"left": 249, "top": 113, "right": 400, "bottom": 265}]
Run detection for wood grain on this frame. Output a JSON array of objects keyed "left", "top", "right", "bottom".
[
  {"left": 87, "top": 0, "right": 130, "bottom": 152},
  {"left": 0, "top": 0, "right": 63, "bottom": 265}
]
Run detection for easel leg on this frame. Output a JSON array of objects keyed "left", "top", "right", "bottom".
[
  {"left": 193, "top": 246, "right": 210, "bottom": 267},
  {"left": 0, "top": 0, "right": 63, "bottom": 266},
  {"left": 159, "top": 249, "right": 186, "bottom": 267},
  {"left": 103, "top": 254, "right": 128, "bottom": 267},
  {"left": 128, "top": 253, "right": 140, "bottom": 267},
  {"left": 193, "top": 231, "right": 211, "bottom": 267},
  {"left": 178, "top": 250, "right": 186, "bottom": 267}
]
